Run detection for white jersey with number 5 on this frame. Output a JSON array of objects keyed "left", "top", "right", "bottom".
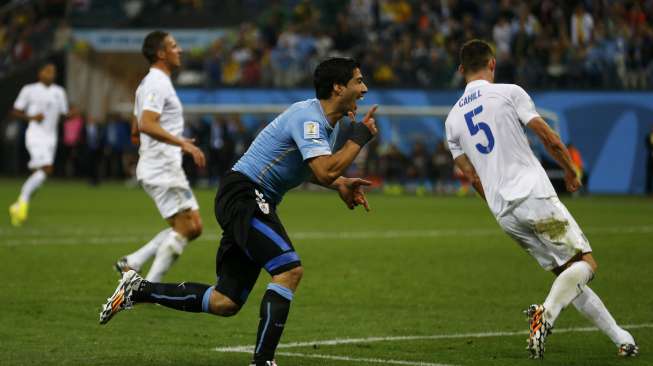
[
  {"left": 445, "top": 80, "right": 556, "bottom": 217},
  {"left": 133, "top": 67, "right": 186, "bottom": 187}
]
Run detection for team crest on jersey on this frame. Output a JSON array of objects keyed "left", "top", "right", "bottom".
[
  {"left": 304, "top": 121, "right": 320, "bottom": 139},
  {"left": 146, "top": 92, "right": 157, "bottom": 102},
  {"left": 254, "top": 189, "right": 270, "bottom": 214}
]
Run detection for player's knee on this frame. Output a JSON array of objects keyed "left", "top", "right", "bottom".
[
  {"left": 581, "top": 253, "right": 598, "bottom": 273},
  {"left": 210, "top": 295, "right": 241, "bottom": 317},
  {"left": 187, "top": 220, "right": 202, "bottom": 240},
  {"left": 289, "top": 265, "right": 304, "bottom": 282},
  {"left": 275, "top": 265, "right": 303, "bottom": 290},
  {"left": 588, "top": 260, "right": 598, "bottom": 273},
  {"left": 174, "top": 215, "right": 202, "bottom": 240}
]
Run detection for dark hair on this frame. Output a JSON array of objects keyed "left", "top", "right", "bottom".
[
  {"left": 313, "top": 57, "right": 360, "bottom": 100},
  {"left": 142, "top": 30, "right": 169, "bottom": 64},
  {"left": 459, "top": 39, "right": 494, "bottom": 75},
  {"left": 38, "top": 62, "right": 55, "bottom": 71}
]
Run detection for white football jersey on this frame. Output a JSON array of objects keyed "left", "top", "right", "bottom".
[
  {"left": 134, "top": 68, "right": 187, "bottom": 186},
  {"left": 445, "top": 80, "right": 556, "bottom": 217},
  {"left": 13, "top": 82, "right": 68, "bottom": 144}
]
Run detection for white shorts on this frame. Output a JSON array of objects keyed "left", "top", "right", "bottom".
[
  {"left": 142, "top": 183, "right": 199, "bottom": 219},
  {"left": 26, "top": 140, "right": 56, "bottom": 170},
  {"left": 497, "top": 196, "right": 592, "bottom": 271}
]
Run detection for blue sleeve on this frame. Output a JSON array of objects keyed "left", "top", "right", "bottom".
[{"left": 289, "top": 119, "right": 332, "bottom": 160}]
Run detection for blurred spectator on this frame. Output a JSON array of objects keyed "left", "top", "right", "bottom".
[
  {"left": 104, "top": 115, "right": 131, "bottom": 179},
  {"left": 209, "top": 116, "right": 235, "bottom": 184},
  {"left": 83, "top": 115, "right": 105, "bottom": 186},
  {"left": 231, "top": 116, "right": 253, "bottom": 162},
  {"left": 431, "top": 141, "right": 454, "bottom": 194},
  {"left": 381, "top": 144, "right": 407, "bottom": 193},
  {"left": 406, "top": 141, "right": 432, "bottom": 194},
  {"left": 61, "top": 105, "right": 84, "bottom": 177},
  {"left": 571, "top": 3, "right": 594, "bottom": 47}
]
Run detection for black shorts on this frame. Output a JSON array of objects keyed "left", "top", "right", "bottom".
[{"left": 213, "top": 170, "right": 301, "bottom": 306}]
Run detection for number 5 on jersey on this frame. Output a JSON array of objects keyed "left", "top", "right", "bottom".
[{"left": 464, "top": 105, "right": 495, "bottom": 154}]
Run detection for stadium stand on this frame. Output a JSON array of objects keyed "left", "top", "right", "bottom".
[{"left": 1, "top": 0, "right": 652, "bottom": 194}]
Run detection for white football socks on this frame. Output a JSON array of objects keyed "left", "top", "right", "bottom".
[
  {"left": 543, "top": 260, "right": 594, "bottom": 325},
  {"left": 572, "top": 286, "right": 635, "bottom": 346},
  {"left": 125, "top": 228, "right": 173, "bottom": 272},
  {"left": 145, "top": 230, "right": 188, "bottom": 282},
  {"left": 19, "top": 170, "right": 47, "bottom": 202}
]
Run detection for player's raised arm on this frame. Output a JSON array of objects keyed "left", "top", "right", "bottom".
[
  {"left": 307, "top": 105, "right": 378, "bottom": 186},
  {"left": 526, "top": 117, "right": 580, "bottom": 192}
]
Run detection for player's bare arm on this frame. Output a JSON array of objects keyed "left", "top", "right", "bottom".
[
  {"left": 308, "top": 105, "right": 378, "bottom": 186},
  {"left": 454, "top": 154, "right": 486, "bottom": 200},
  {"left": 307, "top": 142, "right": 364, "bottom": 186},
  {"left": 139, "top": 109, "right": 205, "bottom": 168},
  {"left": 130, "top": 116, "right": 140, "bottom": 146},
  {"left": 12, "top": 108, "right": 44, "bottom": 122},
  {"left": 527, "top": 117, "right": 580, "bottom": 192}
]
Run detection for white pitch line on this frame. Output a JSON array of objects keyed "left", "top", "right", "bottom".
[
  {"left": 214, "top": 323, "right": 653, "bottom": 353},
  {"left": 275, "top": 352, "right": 456, "bottom": 366},
  {"left": 3, "top": 225, "right": 653, "bottom": 247}
]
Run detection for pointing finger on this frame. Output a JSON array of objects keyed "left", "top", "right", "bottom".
[{"left": 363, "top": 105, "right": 378, "bottom": 121}]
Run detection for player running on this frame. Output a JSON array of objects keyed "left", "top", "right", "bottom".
[
  {"left": 444, "top": 39, "right": 638, "bottom": 359},
  {"left": 100, "top": 57, "right": 377, "bottom": 366},
  {"left": 9, "top": 63, "right": 68, "bottom": 226},
  {"left": 113, "top": 31, "right": 205, "bottom": 282}
]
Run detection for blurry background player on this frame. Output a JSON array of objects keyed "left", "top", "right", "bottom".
[
  {"left": 100, "top": 57, "right": 377, "bottom": 366},
  {"left": 445, "top": 40, "right": 638, "bottom": 359},
  {"left": 9, "top": 63, "right": 68, "bottom": 227},
  {"left": 114, "top": 31, "right": 205, "bottom": 282}
]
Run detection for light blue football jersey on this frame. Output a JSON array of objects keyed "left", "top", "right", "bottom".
[{"left": 232, "top": 98, "right": 339, "bottom": 204}]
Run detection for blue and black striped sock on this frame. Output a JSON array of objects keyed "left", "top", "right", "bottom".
[
  {"left": 253, "top": 283, "right": 293, "bottom": 364},
  {"left": 133, "top": 281, "right": 212, "bottom": 313}
]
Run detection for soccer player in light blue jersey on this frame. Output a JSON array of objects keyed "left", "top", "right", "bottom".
[{"left": 100, "top": 58, "right": 378, "bottom": 366}]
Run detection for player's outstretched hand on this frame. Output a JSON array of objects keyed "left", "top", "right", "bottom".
[
  {"left": 564, "top": 169, "right": 581, "bottom": 192},
  {"left": 348, "top": 105, "right": 378, "bottom": 136},
  {"left": 181, "top": 138, "right": 206, "bottom": 168},
  {"left": 338, "top": 177, "right": 372, "bottom": 211}
]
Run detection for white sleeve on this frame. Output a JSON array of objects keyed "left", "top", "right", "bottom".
[
  {"left": 445, "top": 118, "right": 464, "bottom": 160},
  {"left": 13, "top": 86, "right": 30, "bottom": 111},
  {"left": 59, "top": 88, "right": 69, "bottom": 115},
  {"left": 133, "top": 96, "right": 138, "bottom": 117},
  {"left": 512, "top": 85, "right": 540, "bottom": 125},
  {"left": 141, "top": 82, "right": 166, "bottom": 114}
]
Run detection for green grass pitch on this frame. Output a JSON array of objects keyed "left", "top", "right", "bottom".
[{"left": 1, "top": 179, "right": 651, "bottom": 365}]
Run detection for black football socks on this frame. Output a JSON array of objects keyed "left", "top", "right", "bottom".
[
  {"left": 253, "top": 284, "right": 294, "bottom": 364},
  {"left": 133, "top": 281, "right": 212, "bottom": 313}
]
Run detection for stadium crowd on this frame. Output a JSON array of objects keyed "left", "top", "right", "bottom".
[
  {"left": 0, "top": 1, "right": 71, "bottom": 78},
  {"left": 1, "top": 0, "right": 649, "bottom": 192},
  {"left": 65, "top": 0, "right": 653, "bottom": 90}
]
